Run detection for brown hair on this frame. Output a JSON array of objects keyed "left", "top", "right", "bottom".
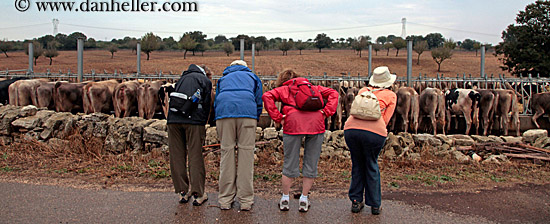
[
  {"left": 275, "top": 69, "right": 300, "bottom": 87},
  {"left": 199, "top": 64, "right": 213, "bottom": 80}
]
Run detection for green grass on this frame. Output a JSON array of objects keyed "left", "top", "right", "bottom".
[
  {"left": 389, "top": 182, "right": 400, "bottom": 189},
  {"left": 53, "top": 168, "right": 68, "bottom": 174},
  {"left": 148, "top": 160, "right": 161, "bottom": 168},
  {"left": 152, "top": 170, "right": 170, "bottom": 178},
  {"left": 112, "top": 165, "right": 133, "bottom": 171},
  {"left": 1, "top": 166, "right": 17, "bottom": 172},
  {"left": 489, "top": 175, "right": 506, "bottom": 182}
]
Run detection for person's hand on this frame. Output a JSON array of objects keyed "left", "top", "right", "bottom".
[
  {"left": 280, "top": 115, "right": 286, "bottom": 126},
  {"left": 320, "top": 110, "right": 327, "bottom": 119}
]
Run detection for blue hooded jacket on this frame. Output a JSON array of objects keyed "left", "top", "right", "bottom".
[{"left": 214, "top": 65, "right": 263, "bottom": 120}]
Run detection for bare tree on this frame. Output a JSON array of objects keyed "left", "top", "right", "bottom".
[
  {"left": 413, "top": 41, "right": 428, "bottom": 65},
  {"left": 431, "top": 47, "right": 453, "bottom": 72}
]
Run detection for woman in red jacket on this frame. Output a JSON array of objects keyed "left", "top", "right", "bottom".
[{"left": 263, "top": 69, "right": 338, "bottom": 212}]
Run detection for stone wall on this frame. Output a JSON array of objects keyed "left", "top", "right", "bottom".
[{"left": 1, "top": 105, "right": 548, "bottom": 164}]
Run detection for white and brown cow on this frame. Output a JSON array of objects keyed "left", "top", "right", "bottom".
[
  {"left": 393, "top": 87, "right": 419, "bottom": 133},
  {"left": 113, "top": 80, "right": 141, "bottom": 118},
  {"left": 82, "top": 80, "right": 120, "bottom": 114},
  {"left": 137, "top": 80, "right": 166, "bottom": 119},
  {"left": 9, "top": 79, "right": 48, "bottom": 106},
  {"left": 419, "top": 87, "right": 446, "bottom": 135},
  {"left": 445, "top": 88, "right": 481, "bottom": 135}
]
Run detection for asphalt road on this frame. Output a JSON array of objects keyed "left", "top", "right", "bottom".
[{"left": 0, "top": 181, "right": 500, "bottom": 224}]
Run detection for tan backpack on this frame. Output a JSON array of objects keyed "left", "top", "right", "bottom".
[{"left": 350, "top": 88, "right": 383, "bottom": 120}]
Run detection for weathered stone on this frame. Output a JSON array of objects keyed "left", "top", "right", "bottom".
[
  {"left": 407, "top": 153, "right": 421, "bottom": 160},
  {"left": 206, "top": 127, "right": 218, "bottom": 145},
  {"left": 413, "top": 134, "right": 442, "bottom": 147},
  {"left": 434, "top": 149, "right": 452, "bottom": 158},
  {"left": 533, "top": 137, "right": 550, "bottom": 149},
  {"left": 440, "top": 143, "right": 451, "bottom": 152},
  {"left": 41, "top": 112, "right": 75, "bottom": 139},
  {"left": 11, "top": 110, "right": 55, "bottom": 130},
  {"left": 482, "top": 155, "right": 510, "bottom": 164},
  {"left": 488, "top": 135, "right": 504, "bottom": 143},
  {"left": 451, "top": 150, "right": 470, "bottom": 163},
  {"left": 435, "top": 134, "right": 453, "bottom": 145},
  {"left": 323, "top": 130, "right": 332, "bottom": 144},
  {"left": 255, "top": 127, "right": 262, "bottom": 141},
  {"left": 19, "top": 105, "right": 38, "bottom": 117},
  {"left": 143, "top": 127, "right": 168, "bottom": 146},
  {"left": 263, "top": 127, "right": 279, "bottom": 140},
  {"left": 81, "top": 112, "right": 111, "bottom": 123},
  {"left": 501, "top": 136, "right": 523, "bottom": 143},
  {"left": 449, "top": 135, "right": 475, "bottom": 146},
  {"left": 0, "top": 106, "right": 20, "bottom": 135},
  {"left": 383, "top": 146, "right": 396, "bottom": 159},
  {"left": 472, "top": 153, "right": 482, "bottom": 162},
  {"left": 523, "top": 129, "right": 548, "bottom": 144},
  {"left": 397, "top": 132, "right": 416, "bottom": 149},
  {"left": 148, "top": 119, "right": 167, "bottom": 131},
  {"left": 330, "top": 130, "right": 346, "bottom": 150}
]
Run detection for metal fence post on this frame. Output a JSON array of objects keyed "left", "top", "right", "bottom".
[
  {"left": 368, "top": 44, "right": 372, "bottom": 78},
  {"left": 240, "top": 39, "right": 244, "bottom": 60},
  {"left": 407, "top": 40, "right": 412, "bottom": 87},
  {"left": 480, "top": 45, "right": 485, "bottom": 78},
  {"left": 28, "top": 42, "right": 33, "bottom": 74},
  {"left": 77, "top": 38, "right": 84, "bottom": 83},
  {"left": 137, "top": 41, "right": 141, "bottom": 76},
  {"left": 251, "top": 43, "right": 255, "bottom": 73}
]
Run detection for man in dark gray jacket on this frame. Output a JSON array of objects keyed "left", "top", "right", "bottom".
[{"left": 167, "top": 64, "right": 212, "bottom": 206}]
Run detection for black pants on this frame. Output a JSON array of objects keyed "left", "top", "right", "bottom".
[{"left": 344, "top": 129, "right": 386, "bottom": 207}]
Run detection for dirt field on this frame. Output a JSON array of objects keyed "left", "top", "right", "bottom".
[{"left": 0, "top": 49, "right": 509, "bottom": 78}]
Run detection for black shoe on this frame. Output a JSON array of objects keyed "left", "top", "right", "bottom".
[
  {"left": 371, "top": 207, "right": 381, "bottom": 215},
  {"left": 351, "top": 200, "right": 364, "bottom": 213},
  {"left": 179, "top": 192, "right": 190, "bottom": 204}
]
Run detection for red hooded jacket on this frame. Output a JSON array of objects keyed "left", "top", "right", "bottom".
[{"left": 262, "top": 78, "right": 339, "bottom": 135}]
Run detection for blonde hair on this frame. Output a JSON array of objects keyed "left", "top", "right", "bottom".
[{"left": 276, "top": 69, "right": 301, "bottom": 87}]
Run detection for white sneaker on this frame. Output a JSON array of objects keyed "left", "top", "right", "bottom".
[
  {"left": 279, "top": 197, "right": 290, "bottom": 211},
  {"left": 299, "top": 198, "right": 310, "bottom": 212}
]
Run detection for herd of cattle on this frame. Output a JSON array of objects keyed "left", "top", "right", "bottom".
[{"left": 1, "top": 77, "right": 550, "bottom": 137}]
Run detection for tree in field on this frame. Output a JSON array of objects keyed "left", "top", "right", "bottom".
[
  {"left": 392, "top": 37, "right": 406, "bottom": 56},
  {"left": 214, "top": 35, "right": 228, "bottom": 44},
  {"left": 127, "top": 40, "right": 138, "bottom": 53},
  {"left": 141, "top": 32, "right": 160, "bottom": 60},
  {"left": 425, "top": 33, "right": 444, "bottom": 49},
  {"left": 25, "top": 41, "right": 44, "bottom": 66},
  {"left": 376, "top": 36, "right": 387, "bottom": 44},
  {"left": 179, "top": 35, "right": 197, "bottom": 59},
  {"left": 184, "top": 31, "right": 207, "bottom": 56},
  {"left": 108, "top": 44, "right": 118, "bottom": 59},
  {"left": 384, "top": 42, "right": 393, "bottom": 56},
  {"left": 295, "top": 40, "right": 307, "bottom": 55},
  {"left": 352, "top": 36, "right": 369, "bottom": 57},
  {"left": 443, "top": 39, "right": 457, "bottom": 49},
  {"left": 473, "top": 42, "right": 481, "bottom": 56},
  {"left": 44, "top": 41, "right": 59, "bottom": 65},
  {"left": 254, "top": 42, "right": 264, "bottom": 56},
  {"left": 495, "top": 1, "right": 550, "bottom": 76},
  {"left": 223, "top": 42, "right": 234, "bottom": 56},
  {"left": 314, "top": 33, "right": 332, "bottom": 52},
  {"left": 484, "top": 43, "right": 492, "bottom": 52},
  {"left": 279, "top": 39, "right": 293, "bottom": 56},
  {"left": 461, "top": 39, "right": 477, "bottom": 51},
  {"left": 373, "top": 43, "right": 382, "bottom": 55},
  {"left": 431, "top": 47, "right": 453, "bottom": 72},
  {"left": 0, "top": 40, "right": 13, "bottom": 57},
  {"left": 386, "top": 35, "right": 397, "bottom": 43},
  {"left": 413, "top": 41, "right": 428, "bottom": 65}
]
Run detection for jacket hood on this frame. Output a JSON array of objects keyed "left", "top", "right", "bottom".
[
  {"left": 223, "top": 65, "right": 252, "bottom": 75},
  {"left": 182, "top": 64, "right": 206, "bottom": 77},
  {"left": 282, "top": 77, "right": 310, "bottom": 86}
]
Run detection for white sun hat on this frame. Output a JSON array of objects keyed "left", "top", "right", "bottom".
[
  {"left": 369, "top": 66, "right": 397, "bottom": 88},
  {"left": 230, "top": 60, "right": 248, "bottom": 67}
]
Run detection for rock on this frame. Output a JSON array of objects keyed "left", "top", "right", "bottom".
[
  {"left": 488, "top": 135, "right": 504, "bottom": 143},
  {"left": 330, "top": 130, "right": 346, "bottom": 150},
  {"left": 383, "top": 144, "right": 396, "bottom": 159},
  {"left": 482, "top": 155, "right": 510, "bottom": 164},
  {"left": 413, "top": 134, "right": 442, "bottom": 147},
  {"left": 501, "top": 136, "right": 523, "bottom": 143},
  {"left": 449, "top": 135, "right": 475, "bottom": 146},
  {"left": 440, "top": 144, "right": 451, "bottom": 152},
  {"left": 407, "top": 152, "right": 421, "bottom": 160},
  {"left": 323, "top": 130, "right": 332, "bottom": 144},
  {"left": 434, "top": 150, "right": 452, "bottom": 158},
  {"left": 522, "top": 129, "right": 548, "bottom": 144},
  {"left": 451, "top": 150, "right": 470, "bottom": 163},
  {"left": 255, "top": 127, "right": 262, "bottom": 141},
  {"left": 11, "top": 110, "right": 55, "bottom": 130},
  {"left": 19, "top": 105, "right": 38, "bottom": 117},
  {"left": 472, "top": 153, "right": 482, "bottom": 162},
  {"left": 382, "top": 133, "right": 400, "bottom": 159},
  {"left": 397, "top": 132, "right": 415, "bottom": 149},
  {"left": 435, "top": 134, "right": 453, "bottom": 145},
  {"left": 80, "top": 113, "right": 111, "bottom": 123},
  {"left": 143, "top": 127, "right": 168, "bottom": 145},
  {"left": 206, "top": 127, "right": 218, "bottom": 145},
  {"left": 148, "top": 119, "right": 167, "bottom": 131},
  {"left": 471, "top": 135, "right": 494, "bottom": 143},
  {"left": 263, "top": 127, "right": 278, "bottom": 140},
  {"left": 0, "top": 106, "right": 21, "bottom": 135},
  {"left": 41, "top": 112, "right": 76, "bottom": 139},
  {"left": 533, "top": 137, "right": 550, "bottom": 149}
]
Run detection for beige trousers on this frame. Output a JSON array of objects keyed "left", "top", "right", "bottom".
[{"left": 216, "top": 118, "right": 257, "bottom": 207}]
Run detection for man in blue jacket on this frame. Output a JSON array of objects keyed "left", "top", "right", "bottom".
[
  {"left": 167, "top": 64, "right": 212, "bottom": 206},
  {"left": 214, "top": 60, "right": 263, "bottom": 211}
]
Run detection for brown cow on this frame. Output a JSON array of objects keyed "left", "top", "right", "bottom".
[
  {"left": 477, "top": 89, "right": 497, "bottom": 135},
  {"left": 419, "top": 87, "right": 446, "bottom": 135},
  {"left": 82, "top": 80, "right": 119, "bottom": 114},
  {"left": 392, "top": 87, "right": 419, "bottom": 133},
  {"left": 9, "top": 79, "right": 48, "bottom": 106},
  {"left": 493, "top": 89, "right": 520, "bottom": 136},
  {"left": 137, "top": 80, "right": 166, "bottom": 119},
  {"left": 158, "top": 83, "right": 175, "bottom": 119},
  {"left": 531, "top": 92, "right": 550, "bottom": 129},
  {"left": 54, "top": 81, "right": 88, "bottom": 113},
  {"left": 113, "top": 80, "right": 141, "bottom": 118},
  {"left": 31, "top": 81, "right": 59, "bottom": 110}
]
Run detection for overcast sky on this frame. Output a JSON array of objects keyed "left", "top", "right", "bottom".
[{"left": 0, "top": 0, "right": 537, "bottom": 44}]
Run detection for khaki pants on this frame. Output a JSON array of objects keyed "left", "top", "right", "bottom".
[
  {"left": 168, "top": 123, "right": 206, "bottom": 197},
  {"left": 216, "top": 118, "right": 256, "bottom": 208}
]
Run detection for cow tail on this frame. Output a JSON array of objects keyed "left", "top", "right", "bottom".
[
  {"left": 410, "top": 93, "right": 419, "bottom": 132},
  {"left": 88, "top": 86, "right": 95, "bottom": 113}
]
